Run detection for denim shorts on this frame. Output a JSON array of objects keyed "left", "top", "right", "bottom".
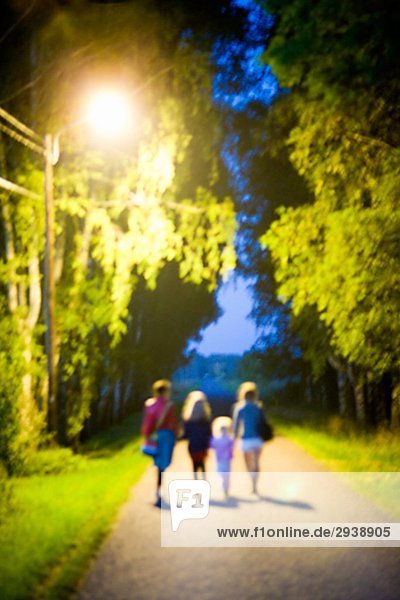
[{"left": 240, "top": 437, "right": 263, "bottom": 453}]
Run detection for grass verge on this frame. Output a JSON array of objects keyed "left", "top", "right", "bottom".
[
  {"left": 273, "top": 416, "right": 400, "bottom": 472},
  {"left": 274, "top": 415, "right": 400, "bottom": 518},
  {"left": 0, "top": 415, "right": 149, "bottom": 600}
]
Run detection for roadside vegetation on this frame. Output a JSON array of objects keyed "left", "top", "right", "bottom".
[
  {"left": 0, "top": 416, "right": 148, "bottom": 600},
  {"left": 274, "top": 415, "right": 400, "bottom": 473},
  {"left": 273, "top": 415, "right": 400, "bottom": 519}
]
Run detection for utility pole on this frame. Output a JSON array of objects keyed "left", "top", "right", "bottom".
[
  {"left": 44, "top": 134, "right": 58, "bottom": 437},
  {"left": 1, "top": 92, "right": 132, "bottom": 440}
]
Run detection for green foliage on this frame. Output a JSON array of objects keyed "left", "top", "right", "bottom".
[
  {"left": 0, "top": 460, "right": 13, "bottom": 524},
  {"left": 19, "top": 447, "right": 84, "bottom": 476},
  {"left": 0, "top": 303, "right": 25, "bottom": 473},
  {"left": 263, "top": 0, "right": 399, "bottom": 104},
  {"left": 117, "top": 262, "right": 223, "bottom": 404},
  {"left": 264, "top": 204, "right": 400, "bottom": 375},
  {"left": 0, "top": 135, "right": 47, "bottom": 460},
  {"left": 42, "top": 3, "right": 237, "bottom": 440},
  {"left": 0, "top": 0, "right": 242, "bottom": 444},
  {"left": 259, "top": 0, "right": 400, "bottom": 393},
  {"left": 276, "top": 416, "right": 400, "bottom": 473},
  {"left": 0, "top": 415, "right": 147, "bottom": 600}
]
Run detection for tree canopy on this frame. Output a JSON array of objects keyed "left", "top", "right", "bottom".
[
  {"left": 255, "top": 0, "right": 400, "bottom": 421},
  {"left": 0, "top": 0, "right": 248, "bottom": 466}
]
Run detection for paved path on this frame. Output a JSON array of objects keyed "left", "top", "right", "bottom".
[{"left": 75, "top": 437, "right": 400, "bottom": 600}]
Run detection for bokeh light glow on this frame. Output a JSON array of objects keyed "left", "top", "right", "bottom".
[{"left": 86, "top": 90, "right": 132, "bottom": 137}]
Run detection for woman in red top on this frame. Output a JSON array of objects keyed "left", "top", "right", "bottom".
[{"left": 141, "top": 379, "right": 178, "bottom": 507}]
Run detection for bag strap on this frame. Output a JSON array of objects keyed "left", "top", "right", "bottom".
[{"left": 155, "top": 401, "right": 173, "bottom": 432}]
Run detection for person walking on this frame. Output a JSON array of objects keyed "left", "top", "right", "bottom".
[
  {"left": 210, "top": 418, "right": 234, "bottom": 497},
  {"left": 232, "top": 381, "right": 265, "bottom": 495},
  {"left": 141, "top": 379, "right": 178, "bottom": 507},
  {"left": 182, "top": 390, "right": 212, "bottom": 478}
]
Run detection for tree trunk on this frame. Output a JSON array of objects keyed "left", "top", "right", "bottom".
[
  {"left": 121, "top": 366, "right": 135, "bottom": 416},
  {"left": 1, "top": 187, "right": 44, "bottom": 448},
  {"left": 328, "top": 356, "right": 348, "bottom": 417},
  {"left": 380, "top": 372, "right": 392, "bottom": 426},
  {"left": 347, "top": 365, "right": 366, "bottom": 424},
  {"left": 355, "top": 383, "right": 366, "bottom": 423},
  {"left": 305, "top": 374, "right": 313, "bottom": 404},
  {"left": 392, "top": 373, "right": 400, "bottom": 427},
  {"left": 337, "top": 369, "right": 347, "bottom": 416},
  {"left": 1, "top": 198, "right": 18, "bottom": 313}
]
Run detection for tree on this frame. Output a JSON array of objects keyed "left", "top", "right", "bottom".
[
  {"left": 0, "top": 0, "right": 247, "bottom": 456},
  {"left": 113, "top": 262, "right": 221, "bottom": 412},
  {"left": 258, "top": 0, "right": 400, "bottom": 424}
]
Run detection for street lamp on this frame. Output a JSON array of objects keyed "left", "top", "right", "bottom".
[
  {"left": 43, "top": 134, "right": 57, "bottom": 433},
  {"left": 0, "top": 92, "right": 133, "bottom": 436},
  {"left": 43, "top": 90, "right": 133, "bottom": 435},
  {"left": 86, "top": 90, "right": 133, "bottom": 138}
]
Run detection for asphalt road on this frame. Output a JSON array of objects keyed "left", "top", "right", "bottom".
[{"left": 75, "top": 436, "right": 400, "bottom": 600}]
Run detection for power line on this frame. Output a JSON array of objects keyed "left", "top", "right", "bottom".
[
  {"left": 0, "top": 106, "right": 43, "bottom": 144},
  {"left": 0, "top": 121, "right": 44, "bottom": 155},
  {"left": 0, "top": 105, "right": 44, "bottom": 200},
  {"left": 0, "top": 175, "right": 41, "bottom": 200}
]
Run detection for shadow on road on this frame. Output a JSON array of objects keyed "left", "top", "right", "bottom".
[
  {"left": 160, "top": 495, "right": 314, "bottom": 511},
  {"left": 209, "top": 496, "right": 251, "bottom": 508},
  {"left": 260, "top": 496, "right": 314, "bottom": 511}
]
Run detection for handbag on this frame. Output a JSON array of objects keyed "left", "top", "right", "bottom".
[
  {"left": 141, "top": 401, "right": 173, "bottom": 457},
  {"left": 259, "top": 410, "right": 274, "bottom": 442},
  {"left": 141, "top": 434, "right": 158, "bottom": 457}
]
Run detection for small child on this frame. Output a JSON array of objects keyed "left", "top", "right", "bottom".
[
  {"left": 211, "top": 419, "right": 234, "bottom": 497},
  {"left": 182, "top": 391, "right": 212, "bottom": 478}
]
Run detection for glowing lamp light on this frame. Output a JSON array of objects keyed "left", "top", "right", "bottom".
[{"left": 86, "top": 90, "right": 132, "bottom": 137}]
